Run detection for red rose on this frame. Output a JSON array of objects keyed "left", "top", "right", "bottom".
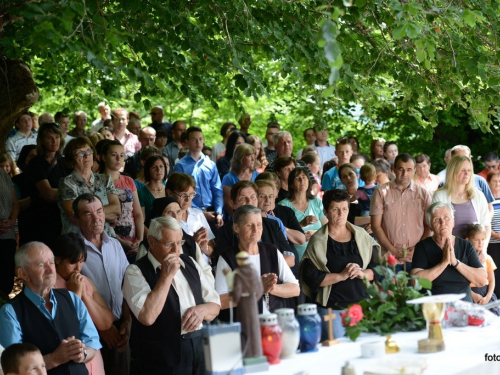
[
  {"left": 387, "top": 254, "right": 397, "bottom": 266},
  {"left": 347, "top": 304, "right": 364, "bottom": 325}
]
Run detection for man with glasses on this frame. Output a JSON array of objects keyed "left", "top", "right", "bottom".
[
  {"left": 478, "top": 152, "right": 500, "bottom": 180},
  {"left": 73, "top": 193, "right": 131, "bottom": 375},
  {"left": 147, "top": 105, "right": 173, "bottom": 143},
  {"left": 122, "top": 216, "right": 220, "bottom": 374},
  {"left": 174, "top": 127, "right": 224, "bottom": 228}
]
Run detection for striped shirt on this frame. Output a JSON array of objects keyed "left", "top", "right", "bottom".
[
  {"left": 490, "top": 197, "right": 500, "bottom": 244},
  {"left": 6, "top": 131, "right": 37, "bottom": 161}
]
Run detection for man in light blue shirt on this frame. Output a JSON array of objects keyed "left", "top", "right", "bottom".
[
  {"left": 173, "top": 126, "right": 224, "bottom": 227},
  {"left": 322, "top": 137, "right": 365, "bottom": 190},
  {"left": 73, "top": 193, "right": 130, "bottom": 375},
  {"left": 0, "top": 242, "right": 101, "bottom": 373}
]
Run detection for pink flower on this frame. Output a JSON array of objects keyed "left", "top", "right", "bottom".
[
  {"left": 387, "top": 254, "right": 397, "bottom": 266},
  {"left": 347, "top": 304, "right": 364, "bottom": 325}
]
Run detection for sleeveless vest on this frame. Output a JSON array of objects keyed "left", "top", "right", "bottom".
[
  {"left": 130, "top": 254, "right": 203, "bottom": 367},
  {"left": 10, "top": 289, "right": 88, "bottom": 375},
  {"left": 221, "top": 242, "right": 287, "bottom": 314}
]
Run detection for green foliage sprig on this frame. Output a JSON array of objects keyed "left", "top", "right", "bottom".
[{"left": 344, "top": 254, "right": 432, "bottom": 341}]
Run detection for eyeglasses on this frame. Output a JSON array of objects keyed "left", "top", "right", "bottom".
[
  {"left": 74, "top": 149, "right": 94, "bottom": 158},
  {"left": 155, "top": 238, "right": 185, "bottom": 249},
  {"left": 172, "top": 191, "right": 197, "bottom": 200}
]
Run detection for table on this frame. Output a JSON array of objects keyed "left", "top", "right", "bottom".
[{"left": 253, "top": 323, "right": 500, "bottom": 374}]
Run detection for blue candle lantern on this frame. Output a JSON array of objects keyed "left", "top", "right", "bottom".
[{"left": 297, "top": 304, "right": 321, "bottom": 353}]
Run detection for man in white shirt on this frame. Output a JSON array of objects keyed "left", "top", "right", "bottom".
[
  {"left": 312, "top": 124, "right": 335, "bottom": 172},
  {"left": 122, "top": 216, "right": 220, "bottom": 374},
  {"left": 90, "top": 102, "right": 111, "bottom": 132},
  {"left": 437, "top": 148, "right": 452, "bottom": 182}
]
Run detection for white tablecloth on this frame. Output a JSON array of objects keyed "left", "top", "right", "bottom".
[{"left": 253, "top": 323, "right": 500, "bottom": 375}]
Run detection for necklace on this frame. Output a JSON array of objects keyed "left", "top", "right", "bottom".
[{"left": 147, "top": 183, "right": 164, "bottom": 192}]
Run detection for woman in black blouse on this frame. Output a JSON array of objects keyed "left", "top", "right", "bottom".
[
  {"left": 299, "top": 189, "right": 379, "bottom": 338},
  {"left": 25, "top": 122, "right": 68, "bottom": 248}
]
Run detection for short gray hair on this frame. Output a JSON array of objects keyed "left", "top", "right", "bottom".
[
  {"left": 233, "top": 205, "right": 262, "bottom": 226},
  {"left": 274, "top": 131, "right": 292, "bottom": 147},
  {"left": 148, "top": 216, "right": 181, "bottom": 241},
  {"left": 451, "top": 145, "right": 471, "bottom": 157},
  {"left": 425, "top": 202, "right": 455, "bottom": 228},
  {"left": 15, "top": 242, "right": 50, "bottom": 269}
]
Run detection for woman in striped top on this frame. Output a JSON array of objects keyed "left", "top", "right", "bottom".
[{"left": 487, "top": 169, "right": 500, "bottom": 298}]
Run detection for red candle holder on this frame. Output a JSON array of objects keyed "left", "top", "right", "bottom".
[{"left": 259, "top": 314, "right": 282, "bottom": 365}]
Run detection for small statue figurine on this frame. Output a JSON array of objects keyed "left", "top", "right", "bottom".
[{"left": 232, "top": 251, "right": 265, "bottom": 361}]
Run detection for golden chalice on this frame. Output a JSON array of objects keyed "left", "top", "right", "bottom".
[{"left": 407, "top": 294, "right": 465, "bottom": 353}]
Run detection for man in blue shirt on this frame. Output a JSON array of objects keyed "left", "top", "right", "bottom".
[
  {"left": 322, "top": 137, "right": 365, "bottom": 191},
  {"left": 174, "top": 126, "right": 224, "bottom": 228},
  {"left": 0, "top": 241, "right": 101, "bottom": 374}
]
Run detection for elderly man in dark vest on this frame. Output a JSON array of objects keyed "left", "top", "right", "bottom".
[
  {"left": 122, "top": 216, "right": 220, "bottom": 375},
  {"left": 0, "top": 242, "right": 101, "bottom": 375}
]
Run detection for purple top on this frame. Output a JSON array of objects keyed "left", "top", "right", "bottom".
[{"left": 452, "top": 200, "right": 478, "bottom": 238}]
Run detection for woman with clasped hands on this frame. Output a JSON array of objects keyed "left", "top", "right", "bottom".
[
  {"left": 215, "top": 205, "right": 300, "bottom": 314},
  {"left": 411, "top": 202, "right": 487, "bottom": 302},
  {"left": 300, "top": 189, "right": 380, "bottom": 339}
]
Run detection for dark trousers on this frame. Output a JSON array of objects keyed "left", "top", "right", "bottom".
[
  {"left": 100, "top": 321, "right": 131, "bottom": 375},
  {"left": 137, "top": 330, "right": 204, "bottom": 375},
  {"left": 0, "top": 239, "right": 16, "bottom": 298}
]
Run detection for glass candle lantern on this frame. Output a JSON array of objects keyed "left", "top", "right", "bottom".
[
  {"left": 259, "top": 313, "right": 282, "bottom": 365},
  {"left": 275, "top": 308, "right": 300, "bottom": 358},
  {"left": 297, "top": 304, "right": 321, "bottom": 353}
]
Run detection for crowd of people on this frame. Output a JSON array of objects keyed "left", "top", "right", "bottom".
[{"left": 0, "top": 103, "right": 498, "bottom": 374}]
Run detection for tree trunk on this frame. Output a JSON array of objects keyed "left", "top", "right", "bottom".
[{"left": 0, "top": 57, "right": 39, "bottom": 154}]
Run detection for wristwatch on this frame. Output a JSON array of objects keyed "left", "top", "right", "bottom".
[
  {"left": 83, "top": 348, "right": 88, "bottom": 362},
  {"left": 453, "top": 260, "right": 460, "bottom": 268}
]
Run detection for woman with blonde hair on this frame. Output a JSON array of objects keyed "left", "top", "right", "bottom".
[
  {"left": 248, "top": 135, "right": 268, "bottom": 173},
  {"left": 222, "top": 143, "right": 259, "bottom": 216},
  {"left": 432, "top": 155, "right": 490, "bottom": 240}
]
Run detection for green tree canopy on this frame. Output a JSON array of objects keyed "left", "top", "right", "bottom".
[{"left": 2, "top": 0, "right": 500, "bottom": 160}]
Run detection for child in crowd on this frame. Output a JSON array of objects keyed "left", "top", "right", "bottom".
[
  {"left": 301, "top": 153, "right": 322, "bottom": 198},
  {"left": 355, "top": 163, "right": 378, "bottom": 216},
  {"left": 349, "top": 154, "right": 366, "bottom": 171},
  {"left": 466, "top": 223, "right": 500, "bottom": 316},
  {"left": 0, "top": 343, "right": 47, "bottom": 375},
  {"left": 154, "top": 130, "right": 168, "bottom": 150}
]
